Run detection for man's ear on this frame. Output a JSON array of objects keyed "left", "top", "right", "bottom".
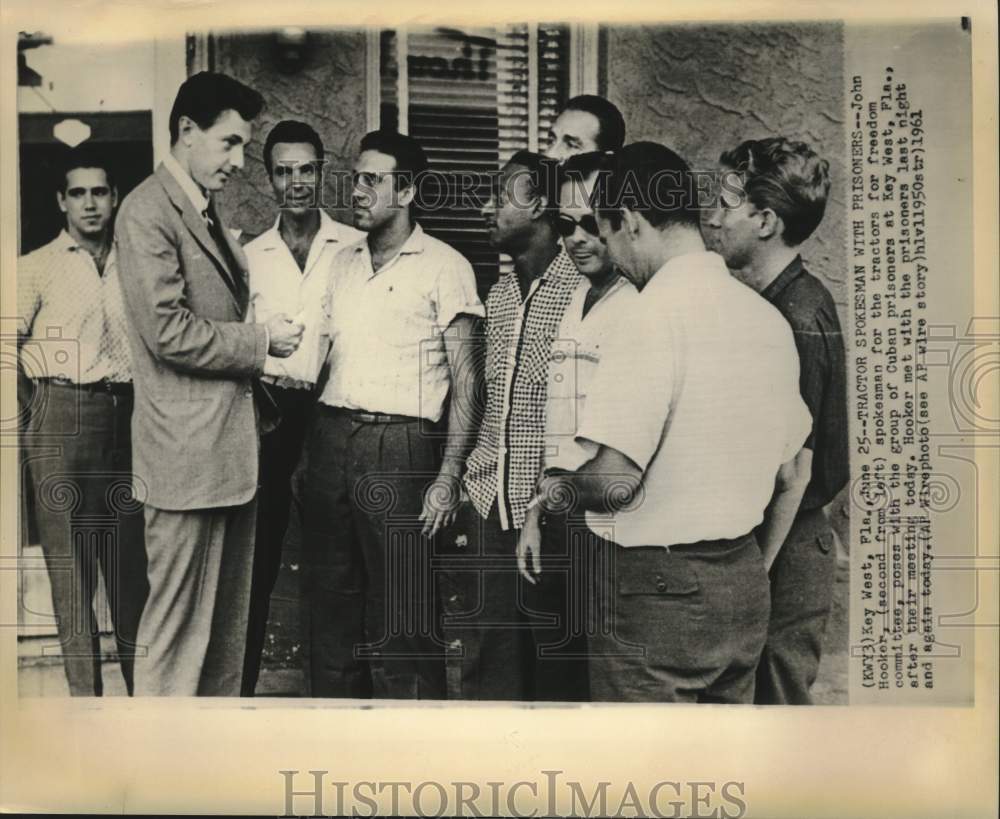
[
  {"left": 56, "top": 190, "right": 67, "bottom": 214},
  {"left": 111, "top": 187, "right": 119, "bottom": 209},
  {"left": 530, "top": 191, "right": 550, "bottom": 222},
  {"left": 397, "top": 177, "right": 416, "bottom": 208},
  {"left": 621, "top": 206, "right": 642, "bottom": 237},
  {"left": 758, "top": 208, "right": 782, "bottom": 241},
  {"left": 177, "top": 114, "right": 197, "bottom": 146}
]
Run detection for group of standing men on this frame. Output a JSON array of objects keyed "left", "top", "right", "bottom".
[{"left": 18, "top": 70, "right": 847, "bottom": 704}]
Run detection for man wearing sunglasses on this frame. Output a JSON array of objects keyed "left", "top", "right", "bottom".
[
  {"left": 531, "top": 142, "right": 811, "bottom": 702},
  {"left": 516, "top": 151, "right": 638, "bottom": 700}
]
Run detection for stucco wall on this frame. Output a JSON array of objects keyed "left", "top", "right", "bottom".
[
  {"left": 606, "top": 22, "right": 850, "bottom": 548},
  {"left": 605, "top": 22, "right": 847, "bottom": 315},
  {"left": 212, "top": 29, "right": 368, "bottom": 238}
]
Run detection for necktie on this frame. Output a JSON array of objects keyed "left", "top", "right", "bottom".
[{"left": 204, "top": 200, "right": 245, "bottom": 300}]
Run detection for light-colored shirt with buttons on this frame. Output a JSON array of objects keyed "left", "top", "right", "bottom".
[
  {"left": 319, "top": 223, "right": 485, "bottom": 422},
  {"left": 246, "top": 210, "right": 363, "bottom": 389},
  {"left": 577, "top": 251, "right": 812, "bottom": 548},
  {"left": 17, "top": 230, "right": 132, "bottom": 383},
  {"left": 544, "top": 274, "right": 638, "bottom": 472}
]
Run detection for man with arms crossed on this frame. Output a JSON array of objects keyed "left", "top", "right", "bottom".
[
  {"left": 241, "top": 120, "right": 362, "bottom": 695},
  {"left": 18, "top": 147, "right": 148, "bottom": 696},
  {"left": 300, "top": 131, "right": 483, "bottom": 698},
  {"left": 116, "top": 72, "right": 303, "bottom": 696},
  {"left": 534, "top": 142, "right": 812, "bottom": 702},
  {"left": 707, "top": 137, "right": 849, "bottom": 704}
]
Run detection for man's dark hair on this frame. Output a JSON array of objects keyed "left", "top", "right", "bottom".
[
  {"left": 592, "top": 141, "right": 700, "bottom": 231},
  {"left": 506, "top": 150, "right": 560, "bottom": 223},
  {"left": 263, "top": 120, "right": 325, "bottom": 177},
  {"left": 556, "top": 150, "right": 607, "bottom": 206},
  {"left": 58, "top": 144, "right": 116, "bottom": 193},
  {"left": 563, "top": 95, "right": 626, "bottom": 152},
  {"left": 359, "top": 130, "right": 429, "bottom": 188},
  {"left": 169, "top": 71, "right": 264, "bottom": 145},
  {"left": 719, "top": 137, "right": 831, "bottom": 246}
]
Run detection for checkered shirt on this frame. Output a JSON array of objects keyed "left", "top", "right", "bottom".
[{"left": 463, "top": 248, "right": 582, "bottom": 530}]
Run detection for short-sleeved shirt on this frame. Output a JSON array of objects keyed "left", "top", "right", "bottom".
[
  {"left": 463, "top": 248, "right": 582, "bottom": 530},
  {"left": 544, "top": 274, "right": 638, "bottom": 471},
  {"left": 762, "top": 255, "right": 849, "bottom": 510},
  {"left": 577, "top": 251, "right": 812, "bottom": 548},
  {"left": 17, "top": 230, "right": 132, "bottom": 383},
  {"left": 246, "top": 210, "right": 363, "bottom": 388},
  {"left": 319, "top": 223, "right": 484, "bottom": 422}
]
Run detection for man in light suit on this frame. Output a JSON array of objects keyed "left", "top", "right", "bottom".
[{"left": 115, "top": 72, "right": 303, "bottom": 696}]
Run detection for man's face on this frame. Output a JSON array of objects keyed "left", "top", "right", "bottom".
[
  {"left": 58, "top": 167, "right": 116, "bottom": 240},
  {"left": 545, "top": 109, "right": 601, "bottom": 163},
  {"left": 270, "top": 141, "right": 322, "bottom": 216},
  {"left": 352, "top": 149, "right": 404, "bottom": 233},
  {"left": 481, "top": 162, "right": 541, "bottom": 252},
  {"left": 705, "top": 167, "right": 761, "bottom": 270},
  {"left": 557, "top": 175, "right": 612, "bottom": 280},
  {"left": 185, "top": 109, "right": 253, "bottom": 192}
]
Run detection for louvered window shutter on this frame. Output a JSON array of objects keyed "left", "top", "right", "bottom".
[{"left": 379, "top": 25, "right": 570, "bottom": 295}]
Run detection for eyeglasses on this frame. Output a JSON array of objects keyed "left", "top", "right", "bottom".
[
  {"left": 352, "top": 171, "right": 393, "bottom": 188},
  {"left": 555, "top": 212, "right": 601, "bottom": 239}
]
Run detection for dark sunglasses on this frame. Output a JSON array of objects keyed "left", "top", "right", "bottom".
[{"left": 555, "top": 212, "right": 601, "bottom": 238}]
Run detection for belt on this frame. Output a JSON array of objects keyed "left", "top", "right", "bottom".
[
  {"left": 38, "top": 377, "right": 133, "bottom": 396},
  {"left": 322, "top": 405, "right": 420, "bottom": 425}
]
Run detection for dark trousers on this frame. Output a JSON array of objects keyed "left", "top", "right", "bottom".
[
  {"left": 21, "top": 381, "right": 149, "bottom": 696},
  {"left": 587, "top": 532, "right": 770, "bottom": 703},
  {"left": 524, "top": 512, "right": 593, "bottom": 701},
  {"left": 300, "top": 406, "right": 446, "bottom": 699},
  {"left": 242, "top": 384, "right": 315, "bottom": 696},
  {"left": 754, "top": 507, "right": 837, "bottom": 705},
  {"left": 438, "top": 502, "right": 527, "bottom": 701}
]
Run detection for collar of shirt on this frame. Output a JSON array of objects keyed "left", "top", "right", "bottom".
[
  {"left": 255, "top": 209, "right": 345, "bottom": 251},
  {"left": 352, "top": 221, "right": 426, "bottom": 278},
  {"left": 645, "top": 249, "right": 728, "bottom": 293},
  {"left": 162, "top": 152, "right": 210, "bottom": 218},
  {"left": 52, "top": 229, "right": 117, "bottom": 267},
  {"left": 760, "top": 254, "right": 805, "bottom": 304},
  {"left": 498, "top": 244, "right": 578, "bottom": 299}
]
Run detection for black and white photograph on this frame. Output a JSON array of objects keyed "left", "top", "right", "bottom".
[{"left": 1, "top": 1, "right": 996, "bottom": 816}]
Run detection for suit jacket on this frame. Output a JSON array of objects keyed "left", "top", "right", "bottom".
[{"left": 116, "top": 163, "right": 268, "bottom": 510}]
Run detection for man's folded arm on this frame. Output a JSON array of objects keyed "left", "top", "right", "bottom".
[{"left": 116, "top": 207, "right": 267, "bottom": 377}]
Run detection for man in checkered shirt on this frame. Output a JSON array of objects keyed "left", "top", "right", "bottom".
[{"left": 442, "top": 151, "right": 581, "bottom": 701}]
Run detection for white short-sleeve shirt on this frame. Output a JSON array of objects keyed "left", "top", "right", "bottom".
[
  {"left": 544, "top": 274, "right": 638, "bottom": 471},
  {"left": 319, "top": 223, "right": 485, "bottom": 422},
  {"left": 577, "top": 251, "right": 812, "bottom": 547},
  {"left": 246, "top": 210, "right": 363, "bottom": 388}
]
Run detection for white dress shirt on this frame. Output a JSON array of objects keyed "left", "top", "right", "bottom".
[
  {"left": 246, "top": 210, "right": 363, "bottom": 388},
  {"left": 544, "top": 274, "right": 638, "bottom": 471},
  {"left": 319, "top": 223, "right": 484, "bottom": 422},
  {"left": 577, "top": 251, "right": 812, "bottom": 547}
]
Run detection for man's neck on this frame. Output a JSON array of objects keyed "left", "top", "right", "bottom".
[
  {"left": 168, "top": 147, "right": 207, "bottom": 197},
  {"left": 510, "top": 229, "right": 560, "bottom": 299},
  {"left": 67, "top": 227, "right": 110, "bottom": 261},
  {"left": 738, "top": 245, "right": 801, "bottom": 294},
  {"left": 280, "top": 209, "right": 321, "bottom": 244},
  {"left": 582, "top": 268, "right": 620, "bottom": 318},
  {"left": 368, "top": 213, "right": 414, "bottom": 268},
  {"left": 643, "top": 226, "right": 706, "bottom": 287}
]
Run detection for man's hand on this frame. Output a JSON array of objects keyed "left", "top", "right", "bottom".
[
  {"left": 516, "top": 507, "right": 543, "bottom": 584},
  {"left": 419, "top": 460, "right": 464, "bottom": 538},
  {"left": 266, "top": 313, "right": 304, "bottom": 358}
]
